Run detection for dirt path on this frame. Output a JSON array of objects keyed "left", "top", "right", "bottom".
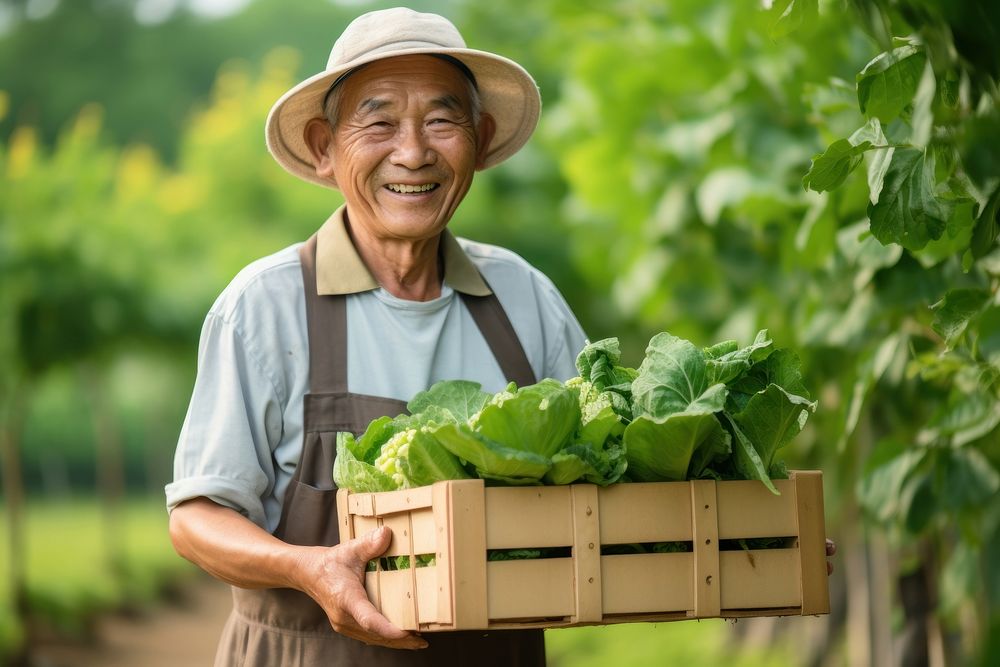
[{"left": 31, "top": 576, "right": 233, "bottom": 667}]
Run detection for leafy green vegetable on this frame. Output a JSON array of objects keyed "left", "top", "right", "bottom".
[
  {"left": 335, "top": 330, "right": 815, "bottom": 495},
  {"left": 333, "top": 385, "right": 475, "bottom": 491},
  {"left": 407, "top": 379, "right": 491, "bottom": 423},
  {"left": 399, "top": 428, "right": 473, "bottom": 488},
  {"left": 471, "top": 379, "right": 580, "bottom": 460},
  {"left": 432, "top": 423, "right": 553, "bottom": 484},
  {"left": 334, "top": 431, "right": 397, "bottom": 493},
  {"left": 624, "top": 411, "right": 729, "bottom": 482}
]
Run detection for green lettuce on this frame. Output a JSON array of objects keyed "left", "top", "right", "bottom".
[
  {"left": 623, "top": 330, "right": 815, "bottom": 492},
  {"left": 334, "top": 331, "right": 816, "bottom": 495}
]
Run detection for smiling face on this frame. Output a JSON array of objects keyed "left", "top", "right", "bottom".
[{"left": 313, "top": 55, "right": 495, "bottom": 244}]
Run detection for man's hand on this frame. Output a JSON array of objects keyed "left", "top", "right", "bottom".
[
  {"left": 298, "top": 526, "right": 428, "bottom": 650},
  {"left": 826, "top": 538, "right": 837, "bottom": 576},
  {"left": 169, "top": 498, "right": 427, "bottom": 650}
]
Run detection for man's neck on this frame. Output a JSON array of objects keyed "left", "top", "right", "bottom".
[{"left": 344, "top": 218, "right": 443, "bottom": 301}]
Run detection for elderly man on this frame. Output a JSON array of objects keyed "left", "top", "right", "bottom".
[{"left": 166, "top": 7, "right": 586, "bottom": 666}]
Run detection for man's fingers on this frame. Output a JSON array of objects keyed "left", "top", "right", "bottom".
[
  {"left": 340, "top": 526, "right": 392, "bottom": 570},
  {"left": 825, "top": 538, "right": 836, "bottom": 576},
  {"left": 339, "top": 586, "right": 428, "bottom": 649}
]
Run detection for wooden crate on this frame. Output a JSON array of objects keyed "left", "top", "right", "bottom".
[{"left": 335, "top": 471, "right": 830, "bottom": 631}]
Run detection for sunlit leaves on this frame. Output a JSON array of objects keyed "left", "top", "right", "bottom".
[
  {"left": 803, "top": 138, "right": 873, "bottom": 192},
  {"left": 765, "top": 0, "right": 819, "bottom": 40},
  {"left": 857, "top": 45, "right": 927, "bottom": 122},
  {"left": 867, "top": 148, "right": 952, "bottom": 250}
]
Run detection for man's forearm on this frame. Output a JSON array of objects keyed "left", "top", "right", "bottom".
[
  {"left": 168, "top": 496, "right": 315, "bottom": 590},
  {"left": 167, "top": 495, "right": 427, "bottom": 649}
]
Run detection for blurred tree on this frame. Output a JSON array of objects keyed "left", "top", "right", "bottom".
[
  {"left": 530, "top": 1, "right": 998, "bottom": 665},
  {"left": 0, "top": 0, "right": 456, "bottom": 160}
]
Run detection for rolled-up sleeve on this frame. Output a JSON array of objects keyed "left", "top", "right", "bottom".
[{"left": 165, "top": 310, "right": 281, "bottom": 530}]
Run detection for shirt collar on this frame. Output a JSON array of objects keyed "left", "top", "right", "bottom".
[{"left": 314, "top": 206, "right": 492, "bottom": 297}]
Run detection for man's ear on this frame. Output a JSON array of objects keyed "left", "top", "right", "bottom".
[
  {"left": 474, "top": 113, "right": 497, "bottom": 171},
  {"left": 304, "top": 118, "right": 337, "bottom": 182}
]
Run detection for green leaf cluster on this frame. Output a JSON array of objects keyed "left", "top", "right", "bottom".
[
  {"left": 625, "top": 330, "right": 814, "bottom": 494},
  {"left": 335, "top": 330, "right": 815, "bottom": 495}
]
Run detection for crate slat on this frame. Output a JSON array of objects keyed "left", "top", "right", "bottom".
[
  {"left": 716, "top": 479, "right": 798, "bottom": 539},
  {"left": 720, "top": 549, "right": 801, "bottom": 609},
  {"left": 571, "top": 484, "right": 602, "bottom": 623},
  {"left": 598, "top": 482, "right": 693, "bottom": 544},
  {"left": 484, "top": 486, "right": 574, "bottom": 548},
  {"left": 601, "top": 553, "right": 692, "bottom": 614},
  {"left": 486, "top": 559, "right": 575, "bottom": 620},
  {"left": 794, "top": 471, "right": 831, "bottom": 615}
]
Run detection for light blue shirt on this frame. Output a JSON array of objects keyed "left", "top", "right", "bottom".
[{"left": 166, "top": 208, "right": 588, "bottom": 531}]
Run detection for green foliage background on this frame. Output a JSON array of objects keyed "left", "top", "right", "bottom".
[{"left": 1, "top": 0, "right": 998, "bottom": 664}]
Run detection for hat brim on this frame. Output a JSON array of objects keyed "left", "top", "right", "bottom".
[{"left": 265, "top": 47, "right": 541, "bottom": 190}]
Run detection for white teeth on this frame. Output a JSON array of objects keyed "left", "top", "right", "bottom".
[{"left": 387, "top": 183, "right": 437, "bottom": 194}]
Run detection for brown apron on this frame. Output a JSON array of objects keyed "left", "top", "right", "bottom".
[{"left": 215, "top": 235, "right": 546, "bottom": 666}]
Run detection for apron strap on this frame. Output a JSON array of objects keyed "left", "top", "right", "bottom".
[
  {"left": 298, "top": 233, "right": 538, "bottom": 393},
  {"left": 299, "top": 235, "right": 348, "bottom": 394},
  {"left": 459, "top": 291, "right": 537, "bottom": 387}
]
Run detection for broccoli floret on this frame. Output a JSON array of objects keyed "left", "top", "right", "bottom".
[
  {"left": 374, "top": 429, "right": 416, "bottom": 488},
  {"left": 582, "top": 390, "right": 616, "bottom": 425},
  {"left": 566, "top": 377, "right": 609, "bottom": 425}
]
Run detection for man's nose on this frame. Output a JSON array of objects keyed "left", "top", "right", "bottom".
[{"left": 391, "top": 124, "right": 435, "bottom": 169}]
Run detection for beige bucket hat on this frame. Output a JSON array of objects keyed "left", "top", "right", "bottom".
[{"left": 265, "top": 7, "right": 542, "bottom": 189}]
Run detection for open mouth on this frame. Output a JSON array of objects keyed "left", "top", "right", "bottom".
[{"left": 385, "top": 183, "right": 439, "bottom": 194}]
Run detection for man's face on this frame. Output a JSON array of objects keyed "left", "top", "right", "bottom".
[{"left": 327, "top": 55, "right": 490, "bottom": 242}]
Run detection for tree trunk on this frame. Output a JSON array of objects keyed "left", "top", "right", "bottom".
[
  {"left": 81, "top": 365, "right": 127, "bottom": 577},
  {"left": 1, "top": 387, "right": 30, "bottom": 666},
  {"left": 898, "top": 542, "right": 943, "bottom": 667}
]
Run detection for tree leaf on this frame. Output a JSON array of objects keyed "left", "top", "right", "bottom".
[
  {"left": 767, "top": 0, "right": 819, "bottom": 40},
  {"left": 930, "top": 287, "right": 991, "bottom": 348},
  {"left": 910, "top": 59, "right": 936, "bottom": 149},
  {"left": 802, "top": 138, "right": 873, "bottom": 192},
  {"left": 836, "top": 219, "right": 903, "bottom": 271},
  {"left": 941, "top": 447, "right": 1000, "bottom": 512},
  {"left": 857, "top": 445, "right": 928, "bottom": 524},
  {"left": 856, "top": 45, "right": 927, "bottom": 122},
  {"left": 868, "top": 148, "right": 952, "bottom": 251},
  {"left": 971, "top": 185, "right": 1000, "bottom": 259},
  {"left": 927, "top": 382, "right": 1000, "bottom": 446},
  {"left": 865, "top": 121, "right": 895, "bottom": 204},
  {"left": 903, "top": 473, "right": 936, "bottom": 533}
]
